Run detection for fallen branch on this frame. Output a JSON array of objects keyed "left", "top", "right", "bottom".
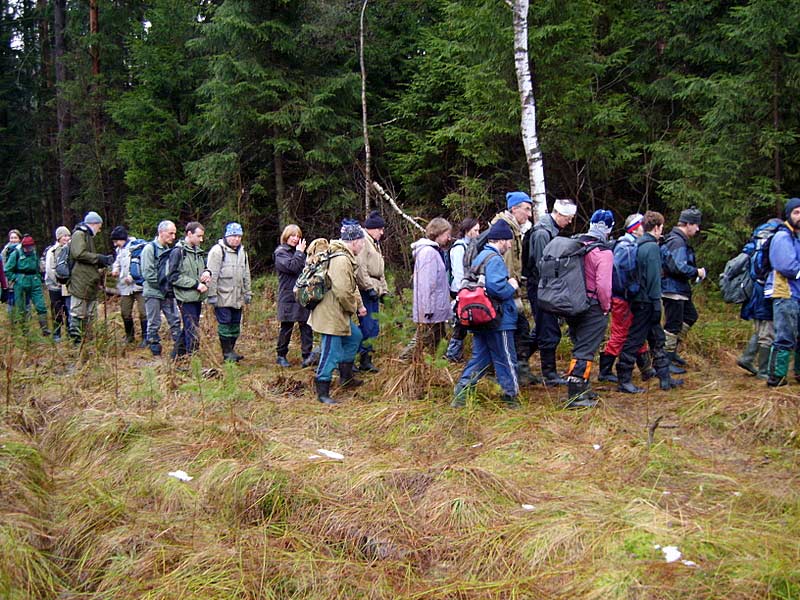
[
  {"left": 647, "top": 415, "right": 664, "bottom": 448},
  {"left": 371, "top": 181, "right": 425, "bottom": 232}
]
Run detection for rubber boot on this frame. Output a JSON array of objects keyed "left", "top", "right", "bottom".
[
  {"left": 565, "top": 377, "right": 597, "bottom": 409},
  {"left": 657, "top": 366, "right": 683, "bottom": 390},
  {"left": 636, "top": 352, "right": 657, "bottom": 381},
  {"left": 276, "top": 355, "right": 291, "bottom": 367},
  {"left": 229, "top": 337, "right": 244, "bottom": 361},
  {"left": 338, "top": 362, "right": 364, "bottom": 388},
  {"left": 736, "top": 334, "right": 759, "bottom": 375},
  {"left": 756, "top": 345, "right": 771, "bottom": 380},
  {"left": 667, "top": 355, "right": 687, "bottom": 375},
  {"left": 219, "top": 336, "right": 238, "bottom": 362},
  {"left": 37, "top": 314, "right": 51, "bottom": 337},
  {"left": 315, "top": 379, "right": 337, "bottom": 405},
  {"left": 766, "top": 347, "right": 790, "bottom": 387},
  {"left": 598, "top": 352, "right": 618, "bottom": 382},
  {"left": 540, "top": 348, "right": 567, "bottom": 386},
  {"left": 517, "top": 360, "right": 542, "bottom": 386},
  {"left": 301, "top": 351, "right": 319, "bottom": 368},
  {"left": 664, "top": 330, "right": 687, "bottom": 368},
  {"left": 138, "top": 320, "right": 148, "bottom": 347},
  {"left": 123, "top": 318, "right": 135, "bottom": 344},
  {"left": 445, "top": 335, "right": 464, "bottom": 363},
  {"left": 501, "top": 394, "right": 521, "bottom": 409},
  {"left": 69, "top": 317, "right": 83, "bottom": 345},
  {"left": 357, "top": 350, "right": 380, "bottom": 373},
  {"left": 617, "top": 367, "right": 645, "bottom": 394}
]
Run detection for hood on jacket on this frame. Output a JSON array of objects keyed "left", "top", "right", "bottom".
[{"left": 411, "top": 238, "right": 439, "bottom": 259}]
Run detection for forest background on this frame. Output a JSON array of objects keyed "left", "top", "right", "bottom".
[{"left": 1, "top": 0, "right": 799, "bottom": 275}]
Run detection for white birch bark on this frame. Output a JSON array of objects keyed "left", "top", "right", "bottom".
[
  {"left": 360, "top": 0, "right": 372, "bottom": 214},
  {"left": 507, "top": 0, "right": 547, "bottom": 222}
]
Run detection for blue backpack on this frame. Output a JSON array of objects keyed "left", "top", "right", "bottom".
[
  {"left": 127, "top": 239, "right": 149, "bottom": 285},
  {"left": 612, "top": 236, "right": 640, "bottom": 298}
]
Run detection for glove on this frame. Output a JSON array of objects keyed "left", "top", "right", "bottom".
[
  {"left": 244, "top": 294, "right": 252, "bottom": 305},
  {"left": 367, "top": 289, "right": 380, "bottom": 301},
  {"left": 207, "top": 296, "right": 217, "bottom": 306},
  {"left": 424, "top": 313, "right": 433, "bottom": 321},
  {"left": 99, "top": 254, "right": 115, "bottom": 267},
  {"left": 0, "top": 288, "right": 7, "bottom": 303},
  {"left": 379, "top": 293, "right": 388, "bottom": 304}
]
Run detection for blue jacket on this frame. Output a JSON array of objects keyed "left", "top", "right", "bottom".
[
  {"left": 661, "top": 227, "right": 698, "bottom": 296},
  {"left": 765, "top": 223, "right": 800, "bottom": 300},
  {"left": 471, "top": 245, "right": 518, "bottom": 331},
  {"left": 739, "top": 229, "right": 773, "bottom": 321}
]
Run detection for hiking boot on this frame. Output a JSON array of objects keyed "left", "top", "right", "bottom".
[
  {"left": 565, "top": 377, "right": 597, "bottom": 409},
  {"left": 301, "top": 351, "right": 319, "bottom": 368},
  {"left": 598, "top": 352, "right": 618, "bottom": 383},
  {"left": 276, "top": 356, "right": 291, "bottom": 368},
  {"left": 315, "top": 379, "right": 337, "bottom": 405},
  {"left": 501, "top": 394, "right": 521, "bottom": 409},
  {"left": 338, "top": 362, "right": 364, "bottom": 388}
]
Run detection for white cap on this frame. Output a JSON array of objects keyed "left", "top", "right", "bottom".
[{"left": 553, "top": 199, "right": 577, "bottom": 217}]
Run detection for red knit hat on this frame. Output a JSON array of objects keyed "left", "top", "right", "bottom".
[{"left": 21, "top": 235, "right": 35, "bottom": 247}]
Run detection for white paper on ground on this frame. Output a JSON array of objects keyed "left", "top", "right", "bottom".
[
  {"left": 661, "top": 546, "right": 682, "bottom": 563},
  {"left": 167, "top": 470, "right": 193, "bottom": 482},
  {"left": 521, "top": 504, "right": 535, "bottom": 511},
  {"left": 592, "top": 444, "right": 601, "bottom": 450},
  {"left": 316, "top": 449, "right": 344, "bottom": 460}
]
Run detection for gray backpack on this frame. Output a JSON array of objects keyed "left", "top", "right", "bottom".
[
  {"left": 719, "top": 251, "right": 753, "bottom": 304},
  {"left": 537, "top": 236, "right": 603, "bottom": 316}
]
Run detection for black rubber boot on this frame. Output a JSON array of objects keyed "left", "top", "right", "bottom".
[
  {"left": 658, "top": 367, "right": 683, "bottom": 390},
  {"left": 229, "top": 337, "right": 244, "bottom": 361},
  {"left": 756, "top": 345, "right": 770, "bottom": 380},
  {"left": 565, "top": 377, "right": 597, "bottom": 409},
  {"left": 517, "top": 360, "right": 542, "bottom": 386},
  {"left": 338, "top": 362, "right": 364, "bottom": 388},
  {"left": 736, "top": 335, "right": 758, "bottom": 375},
  {"left": 636, "top": 352, "right": 657, "bottom": 381},
  {"left": 69, "top": 317, "right": 83, "bottom": 345},
  {"left": 219, "top": 336, "right": 238, "bottom": 362},
  {"left": 357, "top": 351, "right": 380, "bottom": 373},
  {"left": 37, "top": 314, "right": 51, "bottom": 337},
  {"left": 315, "top": 379, "right": 337, "bottom": 405},
  {"left": 598, "top": 352, "right": 618, "bottom": 382},
  {"left": 617, "top": 367, "right": 645, "bottom": 394},
  {"left": 667, "top": 350, "right": 687, "bottom": 367},
  {"left": 301, "top": 351, "right": 319, "bottom": 368},
  {"left": 123, "top": 318, "right": 135, "bottom": 344},
  {"left": 501, "top": 394, "right": 521, "bottom": 409},
  {"left": 139, "top": 319, "right": 148, "bottom": 347},
  {"left": 541, "top": 348, "right": 567, "bottom": 386}
]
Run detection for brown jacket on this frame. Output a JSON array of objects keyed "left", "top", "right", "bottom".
[
  {"left": 355, "top": 229, "right": 388, "bottom": 295},
  {"left": 308, "top": 241, "right": 363, "bottom": 336},
  {"left": 490, "top": 210, "right": 528, "bottom": 295}
]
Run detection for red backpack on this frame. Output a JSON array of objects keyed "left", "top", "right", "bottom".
[{"left": 455, "top": 252, "right": 503, "bottom": 329}]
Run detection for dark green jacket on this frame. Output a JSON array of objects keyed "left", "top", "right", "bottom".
[
  {"left": 5, "top": 247, "right": 41, "bottom": 289},
  {"left": 633, "top": 233, "right": 662, "bottom": 304},
  {"left": 69, "top": 224, "right": 103, "bottom": 300},
  {"left": 171, "top": 240, "right": 208, "bottom": 303}
]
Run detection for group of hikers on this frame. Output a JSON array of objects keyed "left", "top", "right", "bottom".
[{"left": 1, "top": 194, "right": 798, "bottom": 408}]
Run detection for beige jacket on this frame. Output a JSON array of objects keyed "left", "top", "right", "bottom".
[
  {"left": 207, "top": 239, "right": 252, "bottom": 308},
  {"left": 490, "top": 210, "right": 529, "bottom": 285},
  {"left": 355, "top": 229, "right": 388, "bottom": 295},
  {"left": 308, "top": 241, "right": 363, "bottom": 336}
]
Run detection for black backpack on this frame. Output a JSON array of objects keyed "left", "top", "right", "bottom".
[
  {"left": 54, "top": 242, "right": 74, "bottom": 285},
  {"left": 153, "top": 243, "right": 184, "bottom": 296},
  {"left": 537, "top": 237, "right": 605, "bottom": 316},
  {"left": 461, "top": 229, "right": 491, "bottom": 274}
]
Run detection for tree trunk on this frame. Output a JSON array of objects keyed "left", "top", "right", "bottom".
[
  {"left": 54, "top": 0, "right": 71, "bottom": 224},
  {"left": 508, "top": 0, "right": 547, "bottom": 222},
  {"left": 274, "top": 145, "right": 290, "bottom": 230},
  {"left": 772, "top": 46, "right": 782, "bottom": 216},
  {"left": 89, "top": 0, "right": 99, "bottom": 76},
  {"left": 359, "top": 0, "right": 371, "bottom": 215}
]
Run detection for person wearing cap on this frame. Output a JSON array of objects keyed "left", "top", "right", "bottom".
[
  {"left": 764, "top": 197, "right": 800, "bottom": 387},
  {"left": 273, "top": 223, "right": 312, "bottom": 367},
  {"left": 400, "top": 217, "right": 453, "bottom": 360},
  {"left": 68, "top": 211, "right": 115, "bottom": 344},
  {"left": 308, "top": 219, "right": 368, "bottom": 405},
  {"left": 140, "top": 220, "right": 181, "bottom": 356},
  {"left": 616, "top": 211, "right": 682, "bottom": 392},
  {"left": 661, "top": 206, "right": 706, "bottom": 371},
  {"left": 489, "top": 191, "right": 537, "bottom": 385},
  {"left": 452, "top": 219, "right": 521, "bottom": 409},
  {"left": 355, "top": 210, "right": 389, "bottom": 373},
  {"left": 44, "top": 226, "right": 72, "bottom": 342},
  {"left": 523, "top": 197, "right": 577, "bottom": 386},
  {"left": 5, "top": 234, "right": 50, "bottom": 336},
  {"left": 110, "top": 225, "right": 147, "bottom": 346},
  {"left": 207, "top": 222, "right": 252, "bottom": 363},
  {"left": 597, "top": 213, "right": 656, "bottom": 385},
  {"left": 2, "top": 229, "right": 22, "bottom": 311},
  {"left": 556, "top": 210, "right": 614, "bottom": 409}
]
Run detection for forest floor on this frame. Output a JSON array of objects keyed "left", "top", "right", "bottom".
[{"left": 1, "top": 283, "right": 798, "bottom": 599}]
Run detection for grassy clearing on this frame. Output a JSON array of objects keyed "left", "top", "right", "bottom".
[{"left": 0, "top": 288, "right": 798, "bottom": 599}]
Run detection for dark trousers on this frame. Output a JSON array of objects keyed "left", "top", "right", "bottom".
[
  {"left": 564, "top": 304, "right": 608, "bottom": 362},
  {"left": 617, "top": 301, "right": 669, "bottom": 379},
  {"left": 277, "top": 321, "right": 313, "bottom": 358},
  {"left": 358, "top": 291, "right": 380, "bottom": 354},
  {"left": 48, "top": 289, "right": 69, "bottom": 337},
  {"left": 177, "top": 301, "right": 202, "bottom": 355},
  {"left": 663, "top": 297, "right": 698, "bottom": 335},
  {"left": 514, "top": 310, "right": 534, "bottom": 360}
]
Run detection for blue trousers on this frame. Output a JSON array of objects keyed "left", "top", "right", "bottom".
[
  {"left": 316, "top": 322, "right": 363, "bottom": 382},
  {"left": 358, "top": 292, "right": 380, "bottom": 354},
  {"left": 773, "top": 297, "right": 800, "bottom": 351},
  {"left": 455, "top": 329, "right": 518, "bottom": 398},
  {"left": 177, "top": 301, "right": 202, "bottom": 355}
]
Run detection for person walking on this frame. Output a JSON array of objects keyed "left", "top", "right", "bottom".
[
  {"left": 2, "top": 229, "right": 22, "bottom": 312},
  {"left": 451, "top": 220, "right": 521, "bottom": 409},
  {"left": 207, "top": 222, "right": 252, "bottom": 362},
  {"left": 309, "top": 220, "right": 368, "bottom": 405},
  {"left": 68, "top": 212, "right": 115, "bottom": 344},
  {"left": 110, "top": 226, "right": 147, "bottom": 346},
  {"left": 44, "top": 226, "right": 71, "bottom": 342},
  {"left": 170, "top": 222, "right": 211, "bottom": 358},
  {"left": 445, "top": 217, "right": 480, "bottom": 362},
  {"left": 274, "top": 224, "right": 315, "bottom": 367},
  {"left": 764, "top": 197, "right": 800, "bottom": 387},
  {"left": 5, "top": 235, "right": 51, "bottom": 336},
  {"left": 355, "top": 210, "right": 389, "bottom": 373},
  {"left": 140, "top": 220, "right": 181, "bottom": 356}
]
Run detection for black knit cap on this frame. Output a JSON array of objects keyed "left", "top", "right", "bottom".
[
  {"left": 678, "top": 206, "right": 702, "bottom": 225},
  {"left": 363, "top": 210, "right": 386, "bottom": 229},
  {"left": 110, "top": 225, "right": 128, "bottom": 240}
]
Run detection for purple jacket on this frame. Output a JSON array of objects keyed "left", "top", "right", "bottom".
[{"left": 411, "top": 238, "right": 451, "bottom": 323}]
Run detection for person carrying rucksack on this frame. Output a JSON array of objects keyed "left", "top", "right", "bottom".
[
  {"left": 110, "top": 225, "right": 147, "bottom": 346},
  {"left": 2, "top": 229, "right": 22, "bottom": 312},
  {"left": 661, "top": 207, "right": 707, "bottom": 373},
  {"left": 451, "top": 220, "right": 521, "bottom": 409},
  {"left": 736, "top": 218, "right": 782, "bottom": 379},
  {"left": 170, "top": 222, "right": 211, "bottom": 358},
  {"left": 139, "top": 220, "right": 181, "bottom": 356},
  {"left": 308, "top": 220, "right": 368, "bottom": 405},
  {"left": 5, "top": 235, "right": 50, "bottom": 336},
  {"left": 445, "top": 217, "right": 481, "bottom": 362},
  {"left": 68, "top": 212, "right": 115, "bottom": 344},
  {"left": 355, "top": 211, "right": 389, "bottom": 373},
  {"left": 616, "top": 211, "right": 683, "bottom": 393},
  {"left": 764, "top": 197, "right": 800, "bottom": 387},
  {"left": 523, "top": 198, "right": 577, "bottom": 386},
  {"left": 44, "top": 226, "right": 71, "bottom": 342},
  {"left": 597, "top": 213, "right": 656, "bottom": 384},
  {"left": 208, "top": 222, "right": 252, "bottom": 363}
]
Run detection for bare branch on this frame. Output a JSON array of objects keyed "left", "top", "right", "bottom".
[{"left": 370, "top": 181, "right": 425, "bottom": 232}]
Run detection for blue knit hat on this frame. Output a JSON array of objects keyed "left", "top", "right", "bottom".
[
  {"left": 784, "top": 197, "right": 800, "bottom": 220},
  {"left": 225, "top": 222, "right": 243, "bottom": 237},
  {"left": 586, "top": 209, "right": 615, "bottom": 241},
  {"left": 340, "top": 218, "right": 364, "bottom": 241},
  {"left": 506, "top": 191, "right": 532, "bottom": 209},
  {"left": 487, "top": 219, "right": 514, "bottom": 241}
]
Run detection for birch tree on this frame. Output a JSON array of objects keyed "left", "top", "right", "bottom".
[{"left": 506, "top": 0, "right": 547, "bottom": 221}]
